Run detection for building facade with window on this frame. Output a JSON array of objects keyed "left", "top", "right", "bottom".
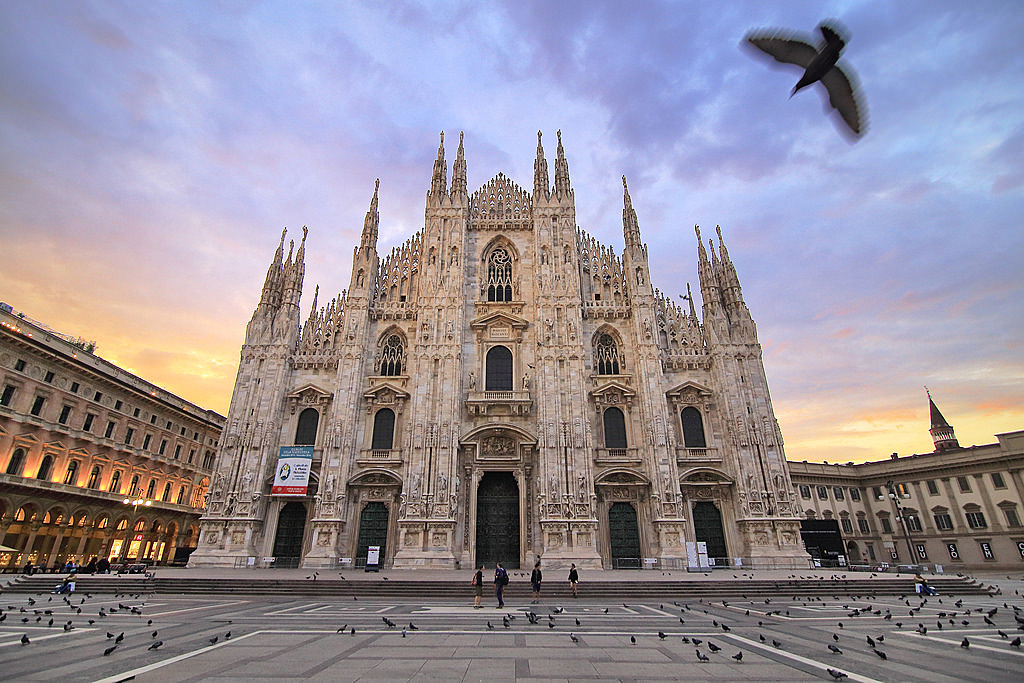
[
  {"left": 190, "top": 132, "right": 807, "bottom": 570},
  {"left": 0, "top": 305, "right": 224, "bottom": 571},
  {"left": 789, "top": 396, "right": 1024, "bottom": 570}
]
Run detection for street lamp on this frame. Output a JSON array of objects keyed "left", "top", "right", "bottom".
[
  {"left": 878, "top": 480, "right": 915, "bottom": 566},
  {"left": 122, "top": 498, "right": 152, "bottom": 508}
]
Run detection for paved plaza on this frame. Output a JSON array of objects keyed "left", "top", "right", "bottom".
[{"left": 2, "top": 571, "right": 1023, "bottom": 682}]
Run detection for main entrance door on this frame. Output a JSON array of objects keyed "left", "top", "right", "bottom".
[
  {"left": 608, "top": 502, "right": 641, "bottom": 569},
  {"left": 475, "top": 471, "right": 520, "bottom": 569},
  {"left": 355, "top": 502, "right": 389, "bottom": 568},
  {"left": 272, "top": 501, "right": 307, "bottom": 568},
  {"left": 692, "top": 501, "right": 727, "bottom": 563}
]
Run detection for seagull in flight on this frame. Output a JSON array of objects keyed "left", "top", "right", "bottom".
[{"left": 744, "top": 20, "right": 867, "bottom": 137}]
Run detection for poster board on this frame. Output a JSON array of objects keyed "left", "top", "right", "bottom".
[{"left": 271, "top": 446, "right": 314, "bottom": 495}]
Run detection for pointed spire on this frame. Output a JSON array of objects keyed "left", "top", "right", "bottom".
[
  {"left": 361, "top": 179, "right": 380, "bottom": 250},
  {"left": 686, "top": 282, "right": 697, "bottom": 318},
  {"left": 309, "top": 284, "right": 319, "bottom": 318},
  {"left": 429, "top": 131, "right": 447, "bottom": 197},
  {"left": 450, "top": 132, "right": 467, "bottom": 198},
  {"left": 927, "top": 388, "right": 960, "bottom": 451},
  {"left": 622, "top": 175, "right": 641, "bottom": 249},
  {"left": 553, "top": 129, "right": 571, "bottom": 197},
  {"left": 716, "top": 224, "right": 742, "bottom": 303},
  {"left": 533, "top": 130, "right": 550, "bottom": 200}
]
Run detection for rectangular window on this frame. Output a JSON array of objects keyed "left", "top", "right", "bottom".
[
  {"left": 166, "top": 420, "right": 172, "bottom": 429},
  {"left": 849, "top": 488, "right": 861, "bottom": 502},
  {"left": 104, "top": 421, "right": 115, "bottom": 438},
  {"left": 991, "top": 472, "right": 1006, "bottom": 489},
  {"left": 44, "top": 370, "right": 54, "bottom": 383},
  {"left": 817, "top": 486, "right": 828, "bottom": 500},
  {"left": 833, "top": 487, "right": 845, "bottom": 501},
  {"left": 880, "top": 517, "right": 893, "bottom": 534},
  {"left": 114, "top": 399, "right": 123, "bottom": 411},
  {"left": 905, "top": 514, "right": 923, "bottom": 532},
  {"left": 926, "top": 480, "right": 939, "bottom": 495},
  {"left": 180, "top": 426, "right": 186, "bottom": 436},
  {"left": 70, "top": 381, "right": 79, "bottom": 393},
  {"left": 133, "top": 407, "right": 140, "bottom": 418},
  {"left": 0, "top": 384, "right": 15, "bottom": 406},
  {"left": 188, "top": 448, "right": 195, "bottom": 463},
  {"left": 841, "top": 518, "right": 853, "bottom": 534},
  {"left": 1004, "top": 508, "right": 1021, "bottom": 527},
  {"left": 872, "top": 487, "right": 883, "bottom": 500},
  {"left": 124, "top": 427, "right": 134, "bottom": 445},
  {"left": 94, "top": 391, "right": 103, "bottom": 402},
  {"left": 866, "top": 544, "right": 876, "bottom": 561},
  {"left": 58, "top": 405, "right": 72, "bottom": 424},
  {"left": 957, "top": 476, "right": 971, "bottom": 493},
  {"left": 934, "top": 513, "right": 953, "bottom": 530},
  {"left": 142, "top": 434, "right": 151, "bottom": 450},
  {"left": 896, "top": 483, "right": 910, "bottom": 497},
  {"left": 30, "top": 395, "right": 45, "bottom": 416},
  {"left": 14, "top": 359, "right": 26, "bottom": 371},
  {"left": 159, "top": 439, "right": 167, "bottom": 455},
  {"left": 194, "top": 431, "right": 199, "bottom": 440},
  {"left": 174, "top": 444, "right": 182, "bottom": 459},
  {"left": 799, "top": 485, "right": 811, "bottom": 499},
  {"left": 966, "top": 511, "right": 987, "bottom": 529},
  {"left": 83, "top": 413, "right": 95, "bottom": 432},
  {"left": 203, "top": 451, "right": 215, "bottom": 468},
  {"left": 858, "top": 518, "right": 870, "bottom": 534},
  {"left": 150, "top": 414, "right": 157, "bottom": 424}
]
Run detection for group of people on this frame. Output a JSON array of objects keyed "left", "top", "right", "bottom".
[
  {"left": 471, "top": 560, "right": 580, "bottom": 608},
  {"left": 21, "top": 557, "right": 111, "bottom": 576}
]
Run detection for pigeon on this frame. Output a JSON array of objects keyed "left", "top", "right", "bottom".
[
  {"left": 114, "top": 632, "right": 124, "bottom": 644},
  {"left": 630, "top": 635, "right": 636, "bottom": 644},
  {"left": 401, "top": 628, "right": 406, "bottom": 638},
  {"left": 20, "top": 634, "right": 30, "bottom": 645},
  {"left": 827, "top": 669, "right": 849, "bottom": 680},
  {"left": 866, "top": 635, "right": 875, "bottom": 647},
  {"left": 487, "top": 621, "right": 494, "bottom": 630},
  {"left": 1010, "top": 636, "right": 1021, "bottom": 648},
  {"left": 336, "top": 624, "right": 347, "bottom": 633},
  {"left": 874, "top": 649, "right": 888, "bottom": 660},
  {"left": 961, "top": 638, "right": 970, "bottom": 649},
  {"left": 225, "top": 631, "right": 231, "bottom": 640},
  {"left": 408, "top": 622, "right": 418, "bottom": 631},
  {"left": 148, "top": 640, "right": 163, "bottom": 650},
  {"left": 696, "top": 649, "right": 710, "bottom": 662},
  {"left": 658, "top": 631, "right": 667, "bottom": 640},
  {"left": 708, "top": 641, "right": 721, "bottom": 652},
  {"left": 828, "top": 644, "right": 843, "bottom": 654},
  {"left": 570, "top": 632, "right": 579, "bottom": 643},
  {"left": 732, "top": 651, "right": 743, "bottom": 662},
  {"left": 209, "top": 636, "right": 218, "bottom": 645},
  {"left": 772, "top": 639, "right": 782, "bottom": 648},
  {"left": 743, "top": 20, "right": 867, "bottom": 137},
  {"left": 104, "top": 645, "right": 117, "bottom": 656},
  {"left": 832, "top": 633, "right": 840, "bottom": 641}
]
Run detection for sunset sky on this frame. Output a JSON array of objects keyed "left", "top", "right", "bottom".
[{"left": 1, "top": 1, "right": 1022, "bottom": 464}]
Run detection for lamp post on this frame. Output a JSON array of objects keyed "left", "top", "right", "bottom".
[{"left": 879, "top": 480, "right": 915, "bottom": 566}]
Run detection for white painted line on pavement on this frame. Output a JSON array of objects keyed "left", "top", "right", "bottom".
[
  {"left": 147, "top": 600, "right": 249, "bottom": 617},
  {"left": 264, "top": 601, "right": 323, "bottom": 615},
  {"left": 92, "top": 631, "right": 261, "bottom": 683},
  {"left": 890, "top": 630, "right": 1024, "bottom": 657},
  {"left": 724, "top": 633, "right": 884, "bottom": 683}
]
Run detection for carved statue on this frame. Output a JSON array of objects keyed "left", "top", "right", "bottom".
[{"left": 468, "top": 371, "right": 476, "bottom": 390}]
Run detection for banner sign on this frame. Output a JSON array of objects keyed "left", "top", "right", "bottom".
[{"left": 272, "top": 446, "right": 313, "bottom": 495}]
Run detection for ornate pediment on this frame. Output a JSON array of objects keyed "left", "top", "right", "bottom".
[
  {"left": 588, "top": 379, "right": 636, "bottom": 409},
  {"left": 469, "top": 310, "right": 529, "bottom": 343},
  {"left": 666, "top": 381, "right": 713, "bottom": 407},
  {"left": 595, "top": 469, "right": 650, "bottom": 486},
  {"left": 469, "top": 173, "right": 532, "bottom": 229},
  {"left": 679, "top": 467, "right": 733, "bottom": 485},
  {"left": 363, "top": 381, "right": 410, "bottom": 413},
  {"left": 349, "top": 469, "right": 402, "bottom": 487},
  {"left": 285, "top": 383, "right": 333, "bottom": 414}
]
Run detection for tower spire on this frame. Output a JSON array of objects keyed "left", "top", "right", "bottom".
[
  {"left": 622, "top": 175, "right": 642, "bottom": 249},
  {"left": 360, "top": 179, "right": 380, "bottom": 250},
  {"left": 553, "top": 129, "right": 571, "bottom": 198},
  {"left": 429, "top": 131, "right": 447, "bottom": 197},
  {"left": 927, "top": 388, "right": 960, "bottom": 451},
  {"left": 450, "top": 132, "right": 467, "bottom": 199},
  {"left": 533, "top": 130, "right": 550, "bottom": 200}
]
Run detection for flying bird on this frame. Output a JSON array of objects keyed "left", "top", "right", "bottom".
[{"left": 744, "top": 20, "right": 867, "bottom": 137}]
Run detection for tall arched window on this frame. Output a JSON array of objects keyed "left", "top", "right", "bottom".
[
  {"left": 371, "top": 408, "right": 395, "bottom": 450},
  {"left": 595, "top": 333, "right": 621, "bottom": 375},
  {"left": 176, "top": 486, "right": 186, "bottom": 504},
  {"left": 378, "top": 334, "right": 405, "bottom": 376},
  {"left": 681, "top": 407, "right": 707, "bottom": 448},
  {"left": 63, "top": 460, "right": 79, "bottom": 485},
  {"left": 128, "top": 474, "right": 140, "bottom": 497},
  {"left": 487, "top": 248, "right": 513, "bottom": 301},
  {"left": 485, "top": 346, "right": 513, "bottom": 391},
  {"left": 603, "top": 407, "right": 628, "bottom": 449},
  {"left": 294, "top": 408, "right": 319, "bottom": 445},
  {"left": 5, "top": 448, "right": 26, "bottom": 476},
  {"left": 87, "top": 465, "right": 101, "bottom": 488},
  {"left": 36, "top": 454, "right": 54, "bottom": 480},
  {"left": 146, "top": 479, "right": 156, "bottom": 499},
  {"left": 109, "top": 470, "right": 122, "bottom": 493}
]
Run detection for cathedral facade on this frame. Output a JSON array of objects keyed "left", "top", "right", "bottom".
[{"left": 190, "top": 132, "right": 808, "bottom": 570}]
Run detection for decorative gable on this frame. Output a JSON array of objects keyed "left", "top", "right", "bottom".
[
  {"left": 285, "top": 383, "right": 333, "bottom": 414},
  {"left": 588, "top": 379, "right": 636, "bottom": 410},
  {"left": 469, "top": 310, "right": 530, "bottom": 343},
  {"left": 469, "top": 173, "right": 532, "bottom": 229},
  {"left": 363, "top": 382, "right": 410, "bottom": 414},
  {"left": 666, "top": 380, "right": 713, "bottom": 408}
]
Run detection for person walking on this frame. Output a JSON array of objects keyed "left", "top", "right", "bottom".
[
  {"left": 494, "top": 562, "right": 509, "bottom": 608},
  {"left": 530, "top": 560, "right": 543, "bottom": 604},
  {"left": 472, "top": 564, "right": 485, "bottom": 608},
  {"left": 568, "top": 563, "right": 579, "bottom": 598}
]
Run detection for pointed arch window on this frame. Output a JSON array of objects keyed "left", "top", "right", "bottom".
[
  {"left": 485, "top": 345, "right": 513, "bottom": 391},
  {"left": 595, "top": 333, "right": 621, "bottom": 375},
  {"left": 37, "top": 454, "right": 54, "bottom": 480},
  {"left": 603, "top": 407, "right": 628, "bottom": 449},
  {"left": 6, "top": 448, "right": 26, "bottom": 476},
  {"left": 295, "top": 408, "right": 319, "bottom": 445},
  {"left": 378, "top": 334, "right": 405, "bottom": 376},
  {"left": 371, "top": 408, "right": 395, "bottom": 450},
  {"left": 487, "top": 248, "right": 513, "bottom": 301},
  {"left": 681, "top": 407, "right": 707, "bottom": 448}
]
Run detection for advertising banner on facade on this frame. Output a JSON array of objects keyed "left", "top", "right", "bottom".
[{"left": 271, "top": 446, "right": 313, "bottom": 495}]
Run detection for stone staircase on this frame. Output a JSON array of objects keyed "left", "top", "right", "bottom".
[{"left": 3, "top": 574, "right": 993, "bottom": 599}]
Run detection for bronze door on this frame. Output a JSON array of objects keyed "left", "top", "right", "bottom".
[
  {"left": 475, "top": 472, "right": 520, "bottom": 569},
  {"left": 692, "top": 501, "right": 728, "bottom": 562},
  {"left": 355, "top": 502, "right": 389, "bottom": 567},
  {"left": 608, "top": 502, "right": 641, "bottom": 568},
  {"left": 272, "top": 502, "right": 307, "bottom": 567}
]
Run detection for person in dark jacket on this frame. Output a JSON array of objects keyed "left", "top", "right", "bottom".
[
  {"left": 473, "top": 564, "right": 485, "bottom": 608},
  {"left": 494, "top": 563, "right": 508, "bottom": 608},
  {"left": 568, "top": 563, "right": 579, "bottom": 598},
  {"left": 530, "top": 561, "right": 542, "bottom": 603}
]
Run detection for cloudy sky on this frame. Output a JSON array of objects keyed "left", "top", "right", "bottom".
[{"left": 1, "top": 1, "right": 1022, "bottom": 464}]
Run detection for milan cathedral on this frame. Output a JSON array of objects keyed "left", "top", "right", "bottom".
[{"left": 190, "top": 131, "right": 808, "bottom": 570}]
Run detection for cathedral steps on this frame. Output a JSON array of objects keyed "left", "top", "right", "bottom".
[{"left": 5, "top": 575, "right": 992, "bottom": 598}]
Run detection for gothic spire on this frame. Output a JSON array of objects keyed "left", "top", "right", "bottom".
[
  {"left": 533, "top": 130, "right": 550, "bottom": 200},
  {"left": 259, "top": 227, "right": 287, "bottom": 306},
  {"left": 927, "top": 388, "right": 960, "bottom": 451},
  {"left": 360, "top": 179, "right": 380, "bottom": 250},
  {"left": 450, "top": 132, "right": 467, "bottom": 199},
  {"left": 716, "top": 224, "right": 743, "bottom": 303},
  {"left": 622, "top": 175, "right": 642, "bottom": 249},
  {"left": 685, "top": 282, "right": 697, "bottom": 318},
  {"left": 429, "top": 131, "right": 447, "bottom": 197},
  {"left": 553, "top": 129, "right": 572, "bottom": 197}
]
